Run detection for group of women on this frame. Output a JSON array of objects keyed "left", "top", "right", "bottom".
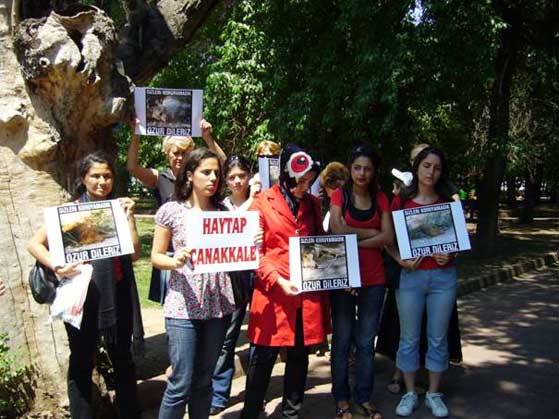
[{"left": 26, "top": 118, "right": 461, "bottom": 419}]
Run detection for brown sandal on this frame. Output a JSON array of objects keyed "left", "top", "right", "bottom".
[
  {"left": 335, "top": 405, "right": 352, "bottom": 419},
  {"left": 357, "top": 403, "right": 383, "bottom": 419}
]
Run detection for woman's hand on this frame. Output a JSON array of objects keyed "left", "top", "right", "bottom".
[
  {"left": 54, "top": 262, "right": 82, "bottom": 278},
  {"left": 400, "top": 256, "right": 424, "bottom": 271},
  {"left": 119, "top": 197, "right": 136, "bottom": 219},
  {"left": 200, "top": 119, "right": 212, "bottom": 140},
  {"left": 432, "top": 253, "right": 450, "bottom": 266},
  {"left": 344, "top": 287, "right": 359, "bottom": 296},
  {"left": 277, "top": 277, "right": 299, "bottom": 296},
  {"left": 173, "top": 248, "right": 193, "bottom": 269},
  {"left": 249, "top": 176, "right": 262, "bottom": 198}
]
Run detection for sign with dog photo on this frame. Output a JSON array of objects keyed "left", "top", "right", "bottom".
[
  {"left": 44, "top": 200, "right": 135, "bottom": 267},
  {"left": 289, "top": 235, "right": 361, "bottom": 292},
  {"left": 134, "top": 87, "right": 203, "bottom": 137},
  {"left": 392, "top": 201, "right": 471, "bottom": 260}
]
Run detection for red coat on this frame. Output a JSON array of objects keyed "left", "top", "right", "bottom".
[{"left": 248, "top": 184, "right": 330, "bottom": 347}]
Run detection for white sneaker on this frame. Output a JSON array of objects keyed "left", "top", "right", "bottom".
[
  {"left": 425, "top": 392, "right": 449, "bottom": 418},
  {"left": 396, "top": 391, "right": 419, "bottom": 417}
]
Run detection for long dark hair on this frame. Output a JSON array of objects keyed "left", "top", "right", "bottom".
[
  {"left": 73, "top": 151, "right": 115, "bottom": 199},
  {"left": 403, "top": 146, "right": 451, "bottom": 202},
  {"left": 223, "top": 154, "right": 252, "bottom": 199},
  {"left": 174, "top": 148, "right": 223, "bottom": 207},
  {"left": 344, "top": 143, "right": 382, "bottom": 210}
]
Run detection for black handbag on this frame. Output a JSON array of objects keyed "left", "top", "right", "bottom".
[{"left": 28, "top": 261, "right": 59, "bottom": 304}]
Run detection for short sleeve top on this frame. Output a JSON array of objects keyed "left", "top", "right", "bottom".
[
  {"left": 330, "top": 188, "right": 389, "bottom": 286},
  {"left": 391, "top": 196, "right": 454, "bottom": 270},
  {"left": 155, "top": 201, "right": 236, "bottom": 320}
]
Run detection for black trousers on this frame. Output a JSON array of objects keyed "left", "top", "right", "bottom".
[
  {"left": 241, "top": 310, "right": 309, "bottom": 419},
  {"left": 65, "top": 283, "right": 140, "bottom": 419}
]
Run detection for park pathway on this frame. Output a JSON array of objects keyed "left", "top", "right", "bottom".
[{"left": 143, "top": 265, "right": 559, "bottom": 419}]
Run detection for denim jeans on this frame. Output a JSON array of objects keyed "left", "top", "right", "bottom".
[
  {"left": 396, "top": 267, "right": 457, "bottom": 373},
  {"left": 158, "top": 316, "right": 230, "bottom": 419},
  {"left": 211, "top": 305, "right": 247, "bottom": 409},
  {"left": 330, "top": 285, "right": 385, "bottom": 404}
]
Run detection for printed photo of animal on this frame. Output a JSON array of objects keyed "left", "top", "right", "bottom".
[
  {"left": 406, "top": 209, "right": 457, "bottom": 249},
  {"left": 146, "top": 94, "right": 192, "bottom": 128},
  {"left": 301, "top": 242, "right": 348, "bottom": 281},
  {"left": 60, "top": 209, "right": 118, "bottom": 251}
]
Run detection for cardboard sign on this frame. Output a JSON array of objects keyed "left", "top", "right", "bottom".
[
  {"left": 184, "top": 211, "right": 260, "bottom": 274},
  {"left": 392, "top": 201, "right": 471, "bottom": 260},
  {"left": 289, "top": 235, "right": 361, "bottom": 292},
  {"left": 45, "top": 200, "right": 134, "bottom": 266},
  {"left": 258, "top": 156, "right": 280, "bottom": 190},
  {"left": 134, "top": 87, "right": 203, "bottom": 137}
]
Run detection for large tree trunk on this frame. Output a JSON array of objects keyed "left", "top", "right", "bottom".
[
  {"left": 0, "top": 0, "right": 220, "bottom": 414},
  {"left": 475, "top": 1, "right": 520, "bottom": 257}
]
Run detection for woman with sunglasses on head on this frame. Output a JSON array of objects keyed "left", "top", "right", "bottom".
[
  {"left": 328, "top": 143, "right": 393, "bottom": 419},
  {"left": 151, "top": 148, "right": 236, "bottom": 419},
  {"left": 240, "top": 144, "right": 329, "bottom": 419},
  {"left": 209, "top": 154, "right": 260, "bottom": 415},
  {"left": 391, "top": 147, "right": 457, "bottom": 418},
  {"left": 27, "top": 151, "right": 144, "bottom": 419}
]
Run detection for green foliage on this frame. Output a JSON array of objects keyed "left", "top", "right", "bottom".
[
  {"left": 0, "top": 334, "right": 33, "bottom": 418},
  {"left": 114, "top": 0, "right": 559, "bottom": 195}
]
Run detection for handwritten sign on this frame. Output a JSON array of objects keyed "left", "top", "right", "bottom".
[{"left": 184, "top": 211, "right": 260, "bottom": 274}]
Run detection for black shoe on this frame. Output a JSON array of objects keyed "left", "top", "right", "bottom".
[{"left": 210, "top": 406, "right": 225, "bottom": 416}]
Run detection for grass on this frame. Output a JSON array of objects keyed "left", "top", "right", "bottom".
[{"left": 134, "top": 218, "right": 160, "bottom": 309}]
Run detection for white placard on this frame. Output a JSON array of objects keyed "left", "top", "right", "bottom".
[
  {"left": 289, "top": 234, "right": 361, "bottom": 292},
  {"left": 392, "top": 201, "right": 471, "bottom": 260},
  {"left": 134, "top": 87, "right": 203, "bottom": 137},
  {"left": 45, "top": 200, "right": 135, "bottom": 266},
  {"left": 258, "top": 157, "right": 280, "bottom": 190},
  {"left": 184, "top": 211, "right": 260, "bottom": 274}
]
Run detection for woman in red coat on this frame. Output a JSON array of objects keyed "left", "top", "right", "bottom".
[{"left": 241, "top": 144, "right": 329, "bottom": 419}]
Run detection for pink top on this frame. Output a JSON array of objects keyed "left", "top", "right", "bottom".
[{"left": 155, "top": 201, "right": 236, "bottom": 319}]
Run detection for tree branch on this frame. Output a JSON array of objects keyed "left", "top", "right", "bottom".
[{"left": 117, "top": 0, "right": 222, "bottom": 85}]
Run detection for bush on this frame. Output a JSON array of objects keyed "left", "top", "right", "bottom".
[{"left": 0, "top": 334, "right": 33, "bottom": 418}]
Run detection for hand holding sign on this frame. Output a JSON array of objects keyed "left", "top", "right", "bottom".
[
  {"left": 173, "top": 248, "right": 193, "bottom": 269},
  {"left": 432, "top": 253, "right": 450, "bottom": 266},
  {"left": 400, "top": 256, "right": 424, "bottom": 271},
  {"left": 277, "top": 277, "right": 300, "bottom": 296}
]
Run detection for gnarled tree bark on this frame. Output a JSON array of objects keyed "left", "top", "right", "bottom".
[{"left": 0, "top": 0, "right": 220, "bottom": 414}]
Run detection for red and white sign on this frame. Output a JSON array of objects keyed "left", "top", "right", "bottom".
[{"left": 184, "top": 211, "right": 260, "bottom": 274}]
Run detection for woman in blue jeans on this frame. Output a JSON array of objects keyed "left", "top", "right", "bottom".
[
  {"left": 391, "top": 147, "right": 457, "bottom": 418},
  {"left": 329, "top": 144, "right": 393, "bottom": 419},
  {"left": 210, "top": 154, "right": 260, "bottom": 415},
  {"left": 151, "top": 148, "right": 236, "bottom": 419}
]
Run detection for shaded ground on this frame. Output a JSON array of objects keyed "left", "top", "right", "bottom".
[{"left": 140, "top": 265, "right": 559, "bottom": 418}]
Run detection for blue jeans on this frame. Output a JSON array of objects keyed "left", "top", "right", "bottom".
[
  {"left": 158, "top": 316, "right": 230, "bottom": 419},
  {"left": 396, "top": 267, "right": 457, "bottom": 373},
  {"left": 330, "top": 285, "right": 385, "bottom": 404},
  {"left": 211, "top": 305, "right": 247, "bottom": 409}
]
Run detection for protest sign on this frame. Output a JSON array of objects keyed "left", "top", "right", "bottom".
[
  {"left": 392, "top": 201, "right": 471, "bottom": 260},
  {"left": 258, "top": 156, "right": 280, "bottom": 190},
  {"left": 289, "top": 235, "right": 361, "bottom": 292},
  {"left": 134, "top": 87, "right": 203, "bottom": 137},
  {"left": 184, "top": 211, "right": 260, "bottom": 274},
  {"left": 45, "top": 200, "right": 135, "bottom": 266}
]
